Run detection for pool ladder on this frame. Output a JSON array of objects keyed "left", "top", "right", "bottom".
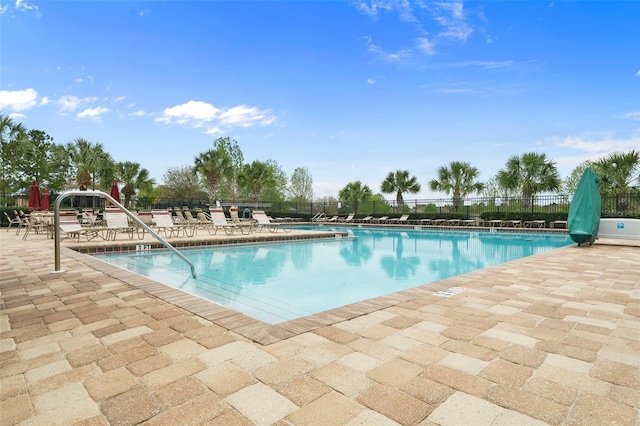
[{"left": 53, "top": 190, "right": 196, "bottom": 278}]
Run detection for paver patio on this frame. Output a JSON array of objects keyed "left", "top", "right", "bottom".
[{"left": 1, "top": 227, "right": 638, "bottom": 425}]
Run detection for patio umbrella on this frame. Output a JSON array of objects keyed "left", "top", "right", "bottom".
[
  {"left": 28, "top": 179, "right": 41, "bottom": 211},
  {"left": 109, "top": 179, "right": 120, "bottom": 205},
  {"left": 40, "top": 189, "right": 50, "bottom": 211}
]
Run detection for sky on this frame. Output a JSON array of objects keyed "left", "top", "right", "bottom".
[{"left": 1, "top": 0, "right": 639, "bottom": 200}]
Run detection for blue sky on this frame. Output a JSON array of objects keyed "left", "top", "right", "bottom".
[{"left": 1, "top": 0, "right": 639, "bottom": 199}]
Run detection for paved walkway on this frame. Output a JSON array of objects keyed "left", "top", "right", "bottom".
[{"left": 1, "top": 228, "right": 638, "bottom": 425}]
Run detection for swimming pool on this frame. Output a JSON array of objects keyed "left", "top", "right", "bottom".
[{"left": 96, "top": 227, "right": 572, "bottom": 324}]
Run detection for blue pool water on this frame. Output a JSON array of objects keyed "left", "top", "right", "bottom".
[{"left": 96, "top": 227, "right": 572, "bottom": 324}]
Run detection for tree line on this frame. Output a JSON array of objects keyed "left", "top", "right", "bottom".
[{"left": 1, "top": 113, "right": 638, "bottom": 210}]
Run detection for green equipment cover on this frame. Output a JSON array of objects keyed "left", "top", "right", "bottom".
[{"left": 568, "top": 168, "right": 601, "bottom": 246}]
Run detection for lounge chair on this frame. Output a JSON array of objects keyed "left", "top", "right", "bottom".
[
  {"left": 103, "top": 207, "right": 145, "bottom": 240},
  {"left": 81, "top": 210, "right": 102, "bottom": 227},
  {"left": 173, "top": 207, "right": 188, "bottom": 224},
  {"left": 524, "top": 220, "right": 547, "bottom": 228},
  {"left": 151, "top": 210, "right": 195, "bottom": 237},
  {"left": 181, "top": 207, "right": 200, "bottom": 226},
  {"left": 252, "top": 210, "right": 291, "bottom": 232},
  {"left": 196, "top": 210, "right": 215, "bottom": 232},
  {"left": 311, "top": 212, "right": 327, "bottom": 222},
  {"left": 228, "top": 206, "right": 253, "bottom": 234},
  {"left": 488, "top": 219, "right": 504, "bottom": 227},
  {"left": 338, "top": 213, "right": 355, "bottom": 223},
  {"left": 447, "top": 219, "right": 461, "bottom": 226},
  {"left": 388, "top": 214, "right": 410, "bottom": 225},
  {"left": 370, "top": 216, "right": 388, "bottom": 224},
  {"left": 210, "top": 208, "right": 244, "bottom": 235},
  {"left": 59, "top": 216, "right": 103, "bottom": 242},
  {"left": 4, "top": 211, "right": 22, "bottom": 233},
  {"left": 325, "top": 215, "right": 339, "bottom": 222},
  {"left": 356, "top": 216, "right": 373, "bottom": 224}
]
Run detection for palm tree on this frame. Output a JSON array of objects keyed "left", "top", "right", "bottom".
[
  {"left": 66, "top": 138, "right": 114, "bottom": 190},
  {"left": 429, "top": 161, "right": 484, "bottom": 211},
  {"left": 0, "top": 114, "right": 27, "bottom": 201},
  {"left": 592, "top": 150, "right": 640, "bottom": 213},
  {"left": 115, "top": 161, "right": 155, "bottom": 208},
  {"left": 194, "top": 148, "right": 232, "bottom": 206},
  {"left": 339, "top": 181, "right": 372, "bottom": 214},
  {"left": 380, "top": 170, "right": 421, "bottom": 208},
  {"left": 592, "top": 150, "right": 640, "bottom": 196},
  {"left": 496, "top": 152, "right": 560, "bottom": 208},
  {"left": 238, "top": 160, "right": 276, "bottom": 202}
]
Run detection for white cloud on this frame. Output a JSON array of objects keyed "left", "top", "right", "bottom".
[
  {"left": 129, "top": 110, "right": 150, "bottom": 117},
  {"left": 76, "top": 107, "right": 110, "bottom": 121},
  {"left": 450, "top": 60, "right": 520, "bottom": 70},
  {"left": 39, "top": 96, "right": 50, "bottom": 106},
  {"left": 354, "top": 0, "right": 393, "bottom": 18},
  {"left": 330, "top": 130, "right": 346, "bottom": 139},
  {"left": 367, "top": 38, "right": 412, "bottom": 61},
  {"left": 416, "top": 37, "right": 435, "bottom": 55},
  {"left": 367, "top": 78, "right": 376, "bottom": 84},
  {"left": 157, "top": 100, "right": 276, "bottom": 131},
  {"left": 0, "top": 88, "right": 38, "bottom": 111},
  {"left": 549, "top": 134, "right": 640, "bottom": 154},
  {"left": 219, "top": 105, "right": 274, "bottom": 127},
  {"left": 356, "top": 1, "right": 476, "bottom": 62},
  {"left": 8, "top": 112, "right": 25, "bottom": 120},
  {"left": 205, "top": 127, "right": 223, "bottom": 135},
  {"left": 157, "top": 100, "right": 220, "bottom": 125},
  {"left": 622, "top": 112, "right": 640, "bottom": 121},
  {"left": 56, "top": 95, "right": 97, "bottom": 112},
  {"left": 431, "top": 1, "right": 473, "bottom": 41},
  {"left": 15, "top": 0, "right": 39, "bottom": 14}
]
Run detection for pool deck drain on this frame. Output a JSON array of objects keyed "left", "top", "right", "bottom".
[{"left": 1, "top": 227, "right": 639, "bottom": 425}]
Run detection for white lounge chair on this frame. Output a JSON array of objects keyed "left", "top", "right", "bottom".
[
  {"left": 356, "top": 215, "right": 373, "bottom": 223},
  {"left": 228, "top": 205, "right": 253, "bottom": 234},
  {"left": 103, "top": 207, "right": 144, "bottom": 240},
  {"left": 338, "top": 213, "right": 355, "bottom": 223},
  {"left": 252, "top": 210, "right": 291, "bottom": 232},
  {"left": 151, "top": 210, "right": 195, "bottom": 237},
  {"left": 210, "top": 208, "right": 243, "bottom": 235},
  {"left": 4, "top": 211, "right": 21, "bottom": 233},
  {"left": 388, "top": 214, "right": 410, "bottom": 225},
  {"left": 59, "top": 216, "right": 103, "bottom": 242}
]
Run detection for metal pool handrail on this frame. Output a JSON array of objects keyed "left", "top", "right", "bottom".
[{"left": 53, "top": 190, "right": 196, "bottom": 278}]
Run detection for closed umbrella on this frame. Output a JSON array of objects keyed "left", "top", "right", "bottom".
[
  {"left": 109, "top": 179, "right": 120, "bottom": 205},
  {"left": 40, "top": 189, "right": 50, "bottom": 211},
  {"left": 28, "top": 179, "right": 41, "bottom": 211}
]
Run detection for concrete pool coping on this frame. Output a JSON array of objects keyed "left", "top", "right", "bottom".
[{"left": 2, "top": 225, "right": 639, "bottom": 425}]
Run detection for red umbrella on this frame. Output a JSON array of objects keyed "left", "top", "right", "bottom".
[
  {"left": 110, "top": 179, "right": 120, "bottom": 205},
  {"left": 40, "top": 189, "right": 50, "bottom": 211},
  {"left": 28, "top": 179, "right": 41, "bottom": 211}
]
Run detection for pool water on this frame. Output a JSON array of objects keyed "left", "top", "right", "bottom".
[{"left": 96, "top": 227, "right": 572, "bottom": 324}]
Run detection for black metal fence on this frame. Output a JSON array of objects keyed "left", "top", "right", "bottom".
[{"left": 3, "top": 193, "right": 639, "bottom": 225}]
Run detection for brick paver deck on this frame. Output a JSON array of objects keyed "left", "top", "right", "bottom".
[{"left": 1, "top": 227, "right": 638, "bottom": 425}]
